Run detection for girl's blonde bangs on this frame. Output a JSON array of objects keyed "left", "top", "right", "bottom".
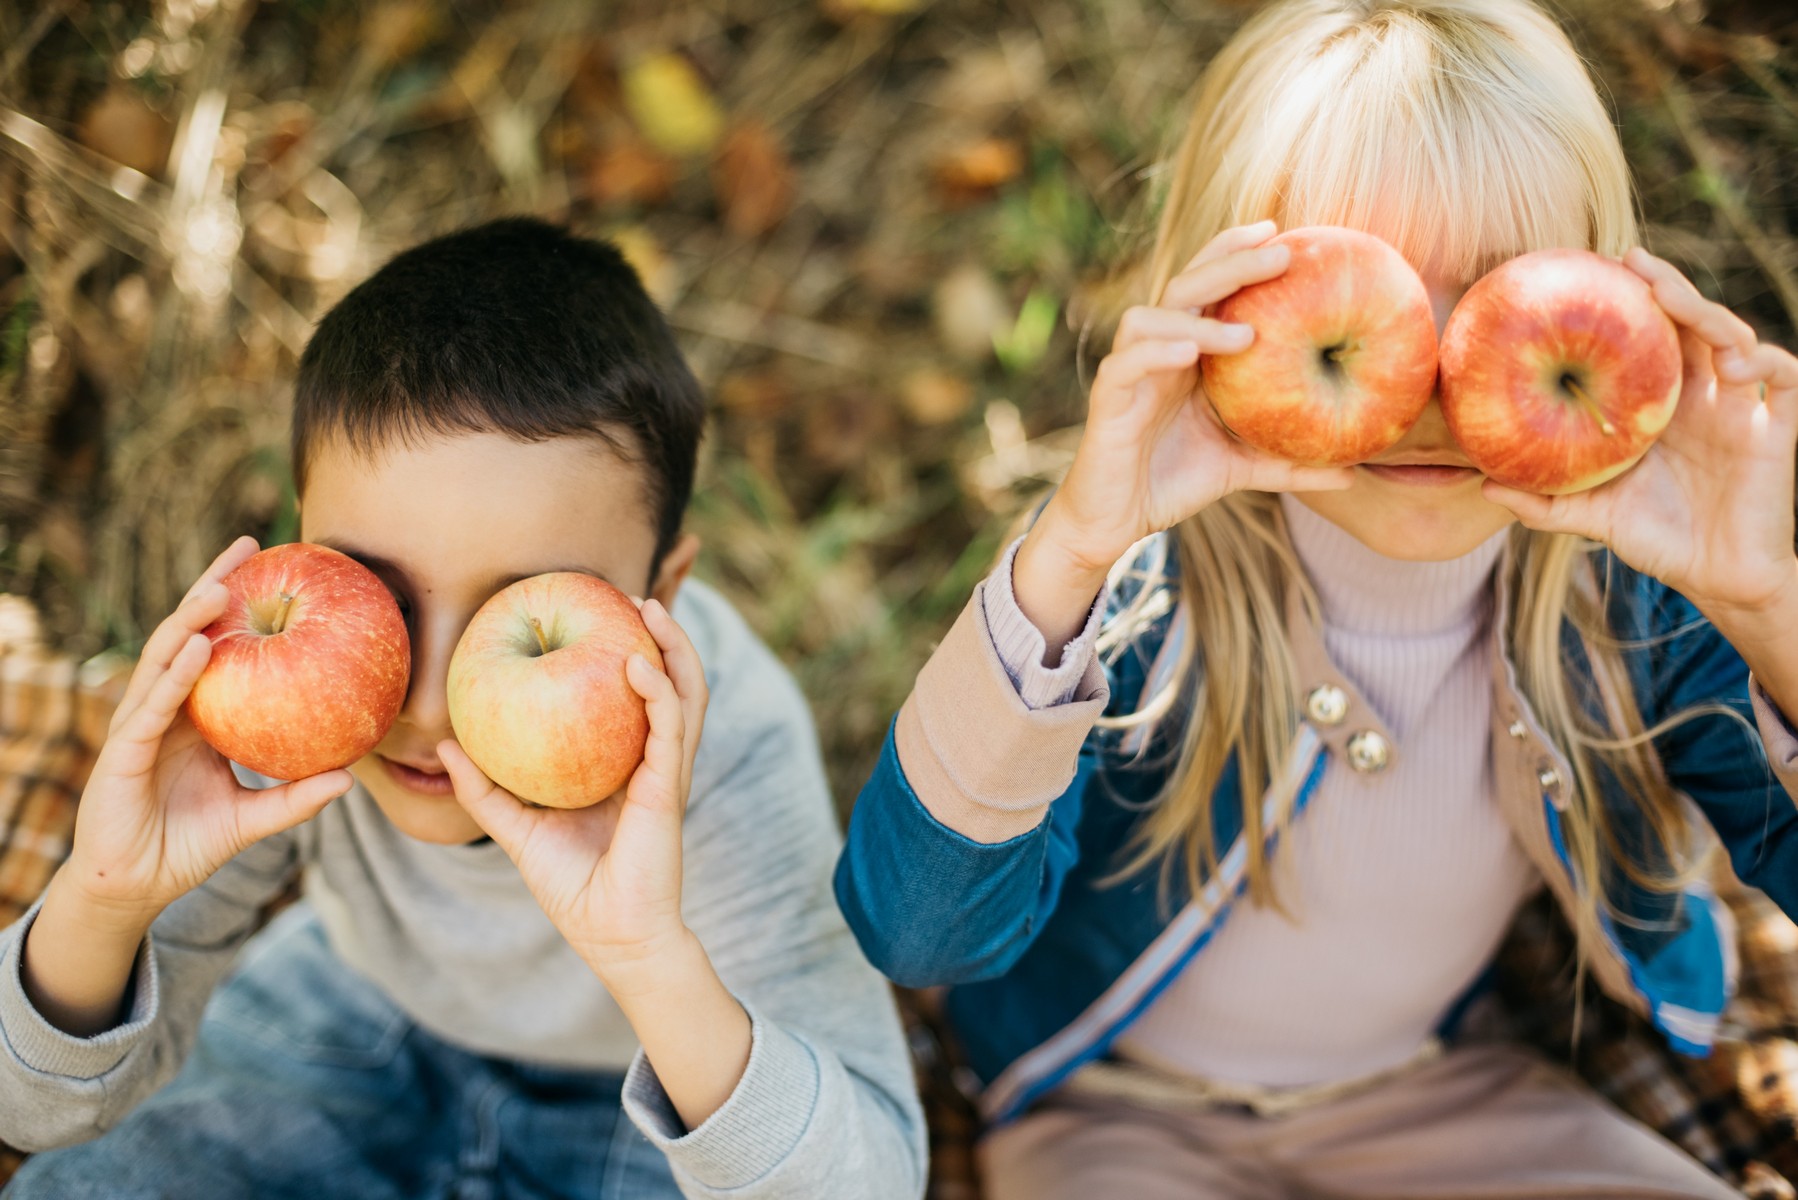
[{"left": 1146, "top": 0, "right": 1638, "bottom": 300}]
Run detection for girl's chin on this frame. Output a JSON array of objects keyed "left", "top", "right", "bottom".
[{"left": 1295, "top": 488, "right": 1516, "bottom": 562}]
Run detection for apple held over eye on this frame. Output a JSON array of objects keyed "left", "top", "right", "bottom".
[
  {"left": 186, "top": 543, "right": 411, "bottom": 780},
  {"left": 1439, "top": 248, "right": 1681, "bottom": 495},
  {"left": 1200, "top": 226, "right": 1439, "bottom": 467},
  {"left": 446, "top": 573, "right": 661, "bottom": 809}
]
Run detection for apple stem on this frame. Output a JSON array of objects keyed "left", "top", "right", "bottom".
[
  {"left": 529, "top": 615, "right": 551, "bottom": 656},
  {"left": 272, "top": 593, "right": 295, "bottom": 635},
  {"left": 1563, "top": 376, "right": 1617, "bottom": 437}
]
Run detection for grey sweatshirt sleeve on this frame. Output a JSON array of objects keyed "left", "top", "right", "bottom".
[
  {"left": 619, "top": 626, "right": 927, "bottom": 1200},
  {"left": 0, "top": 829, "right": 300, "bottom": 1151}
]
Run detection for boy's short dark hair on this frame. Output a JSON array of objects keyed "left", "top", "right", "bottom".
[{"left": 292, "top": 217, "right": 705, "bottom": 566}]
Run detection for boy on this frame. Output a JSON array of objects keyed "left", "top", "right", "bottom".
[{"left": 0, "top": 218, "right": 925, "bottom": 1199}]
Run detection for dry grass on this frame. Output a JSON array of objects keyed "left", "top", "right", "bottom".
[{"left": 0, "top": 0, "right": 1793, "bottom": 804}]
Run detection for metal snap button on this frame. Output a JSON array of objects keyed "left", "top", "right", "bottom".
[
  {"left": 1305, "top": 684, "right": 1349, "bottom": 727},
  {"left": 1507, "top": 719, "right": 1527, "bottom": 739},
  {"left": 1536, "top": 765, "right": 1562, "bottom": 792},
  {"left": 1346, "top": 730, "right": 1390, "bottom": 774}
]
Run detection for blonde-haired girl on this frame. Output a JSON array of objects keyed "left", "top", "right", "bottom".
[{"left": 835, "top": 0, "right": 1798, "bottom": 1195}]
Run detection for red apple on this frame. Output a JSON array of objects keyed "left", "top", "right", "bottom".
[
  {"left": 446, "top": 573, "right": 662, "bottom": 809},
  {"left": 1200, "top": 226, "right": 1438, "bottom": 466},
  {"left": 1439, "top": 248, "right": 1681, "bottom": 494},
  {"left": 187, "top": 543, "right": 410, "bottom": 780}
]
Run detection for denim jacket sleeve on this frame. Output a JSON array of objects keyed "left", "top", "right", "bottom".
[
  {"left": 1620, "top": 566, "right": 1798, "bottom": 918},
  {"left": 834, "top": 560, "right": 1119, "bottom": 988}
]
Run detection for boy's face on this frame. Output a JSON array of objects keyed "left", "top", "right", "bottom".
[{"left": 298, "top": 431, "right": 697, "bottom": 845}]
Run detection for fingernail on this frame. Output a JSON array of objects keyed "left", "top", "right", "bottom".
[
  {"left": 1170, "top": 340, "right": 1200, "bottom": 359},
  {"left": 1224, "top": 323, "right": 1254, "bottom": 345}
]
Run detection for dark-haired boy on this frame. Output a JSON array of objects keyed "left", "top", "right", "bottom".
[{"left": 0, "top": 218, "right": 925, "bottom": 1199}]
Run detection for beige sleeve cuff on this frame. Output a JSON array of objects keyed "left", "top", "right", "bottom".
[
  {"left": 894, "top": 583, "right": 1110, "bottom": 845},
  {"left": 1750, "top": 676, "right": 1798, "bottom": 797}
]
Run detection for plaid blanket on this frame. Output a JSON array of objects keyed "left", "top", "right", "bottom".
[{"left": 0, "top": 603, "right": 1794, "bottom": 1196}]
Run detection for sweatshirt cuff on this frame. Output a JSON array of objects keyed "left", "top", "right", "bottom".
[
  {"left": 0, "top": 898, "right": 160, "bottom": 1081},
  {"left": 622, "top": 1003, "right": 819, "bottom": 1191},
  {"left": 981, "top": 536, "right": 1107, "bottom": 710},
  {"left": 1750, "top": 676, "right": 1798, "bottom": 793},
  {"left": 894, "top": 572, "right": 1110, "bottom": 845}
]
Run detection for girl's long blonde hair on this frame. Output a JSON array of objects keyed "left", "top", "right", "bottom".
[{"left": 1108, "top": 0, "right": 1710, "bottom": 954}]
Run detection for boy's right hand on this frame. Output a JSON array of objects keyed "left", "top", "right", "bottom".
[
  {"left": 1015, "top": 220, "right": 1356, "bottom": 648},
  {"left": 56, "top": 536, "right": 351, "bottom": 933}
]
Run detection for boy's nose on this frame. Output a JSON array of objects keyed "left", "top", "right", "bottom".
[{"left": 396, "top": 619, "right": 456, "bottom": 740}]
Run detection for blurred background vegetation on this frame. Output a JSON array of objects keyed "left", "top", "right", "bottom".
[{"left": 1, "top": 0, "right": 1794, "bottom": 805}]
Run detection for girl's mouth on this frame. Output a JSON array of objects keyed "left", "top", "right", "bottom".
[
  {"left": 1358, "top": 463, "right": 1484, "bottom": 488},
  {"left": 379, "top": 755, "right": 455, "bottom": 796}
]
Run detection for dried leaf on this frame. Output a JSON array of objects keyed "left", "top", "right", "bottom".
[
  {"left": 76, "top": 86, "right": 173, "bottom": 177},
  {"left": 250, "top": 105, "right": 313, "bottom": 169},
  {"left": 622, "top": 53, "right": 724, "bottom": 157},
  {"left": 567, "top": 41, "right": 621, "bottom": 122},
  {"left": 823, "top": 0, "right": 928, "bottom": 18},
  {"left": 803, "top": 392, "right": 896, "bottom": 473},
  {"left": 605, "top": 225, "right": 678, "bottom": 306},
  {"left": 934, "top": 137, "right": 1024, "bottom": 207},
  {"left": 900, "top": 368, "right": 974, "bottom": 425},
  {"left": 932, "top": 264, "right": 1009, "bottom": 363},
  {"left": 717, "top": 369, "right": 792, "bottom": 420},
  {"left": 713, "top": 121, "right": 795, "bottom": 238},
  {"left": 585, "top": 131, "right": 679, "bottom": 208},
  {"left": 361, "top": 0, "right": 439, "bottom": 70},
  {"left": 449, "top": 23, "right": 519, "bottom": 112}
]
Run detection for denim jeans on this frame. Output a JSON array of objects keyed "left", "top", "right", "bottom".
[{"left": 7, "top": 906, "right": 681, "bottom": 1200}]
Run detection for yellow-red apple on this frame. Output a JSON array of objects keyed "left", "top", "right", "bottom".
[
  {"left": 1200, "top": 226, "right": 1438, "bottom": 466},
  {"left": 187, "top": 543, "right": 410, "bottom": 780},
  {"left": 446, "top": 573, "right": 661, "bottom": 809},
  {"left": 1439, "top": 248, "right": 1681, "bottom": 494}
]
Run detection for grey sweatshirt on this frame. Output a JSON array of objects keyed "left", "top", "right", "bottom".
[{"left": 0, "top": 580, "right": 926, "bottom": 1199}]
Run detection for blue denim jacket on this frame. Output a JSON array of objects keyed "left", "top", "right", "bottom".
[{"left": 835, "top": 534, "right": 1798, "bottom": 1123}]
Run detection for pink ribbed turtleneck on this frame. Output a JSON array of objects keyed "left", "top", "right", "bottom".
[
  {"left": 1112, "top": 496, "right": 1540, "bottom": 1087},
  {"left": 986, "top": 495, "right": 1544, "bottom": 1089}
]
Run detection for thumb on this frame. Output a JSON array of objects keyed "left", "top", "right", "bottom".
[
  {"left": 1481, "top": 480, "right": 1602, "bottom": 540},
  {"left": 438, "top": 740, "right": 535, "bottom": 854},
  {"left": 234, "top": 768, "right": 352, "bottom": 846}
]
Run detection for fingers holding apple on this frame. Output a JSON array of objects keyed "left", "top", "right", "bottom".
[
  {"left": 67, "top": 543, "right": 367, "bottom": 922},
  {"left": 1480, "top": 251, "right": 1798, "bottom": 616},
  {"left": 112, "top": 536, "right": 256, "bottom": 731},
  {"left": 622, "top": 598, "right": 707, "bottom": 819}
]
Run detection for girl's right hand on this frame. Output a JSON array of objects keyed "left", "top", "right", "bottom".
[
  {"left": 56, "top": 536, "right": 352, "bottom": 933},
  {"left": 1015, "top": 221, "right": 1355, "bottom": 646}
]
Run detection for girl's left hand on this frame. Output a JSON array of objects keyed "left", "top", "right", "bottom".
[
  {"left": 439, "top": 598, "right": 708, "bottom": 991},
  {"left": 1484, "top": 248, "right": 1798, "bottom": 622}
]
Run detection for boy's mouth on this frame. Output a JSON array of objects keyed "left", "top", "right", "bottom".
[{"left": 379, "top": 755, "right": 455, "bottom": 796}]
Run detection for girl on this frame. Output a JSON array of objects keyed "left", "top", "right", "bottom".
[{"left": 834, "top": 1, "right": 1798, "bottom": 1196}]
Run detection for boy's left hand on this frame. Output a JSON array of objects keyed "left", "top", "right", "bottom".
[
  {"left": 1484, "top": 248, "right": 1798, "bottom": 624},
  {"left": 439, "top": 598, "right": 708, "bottom": 993}
]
